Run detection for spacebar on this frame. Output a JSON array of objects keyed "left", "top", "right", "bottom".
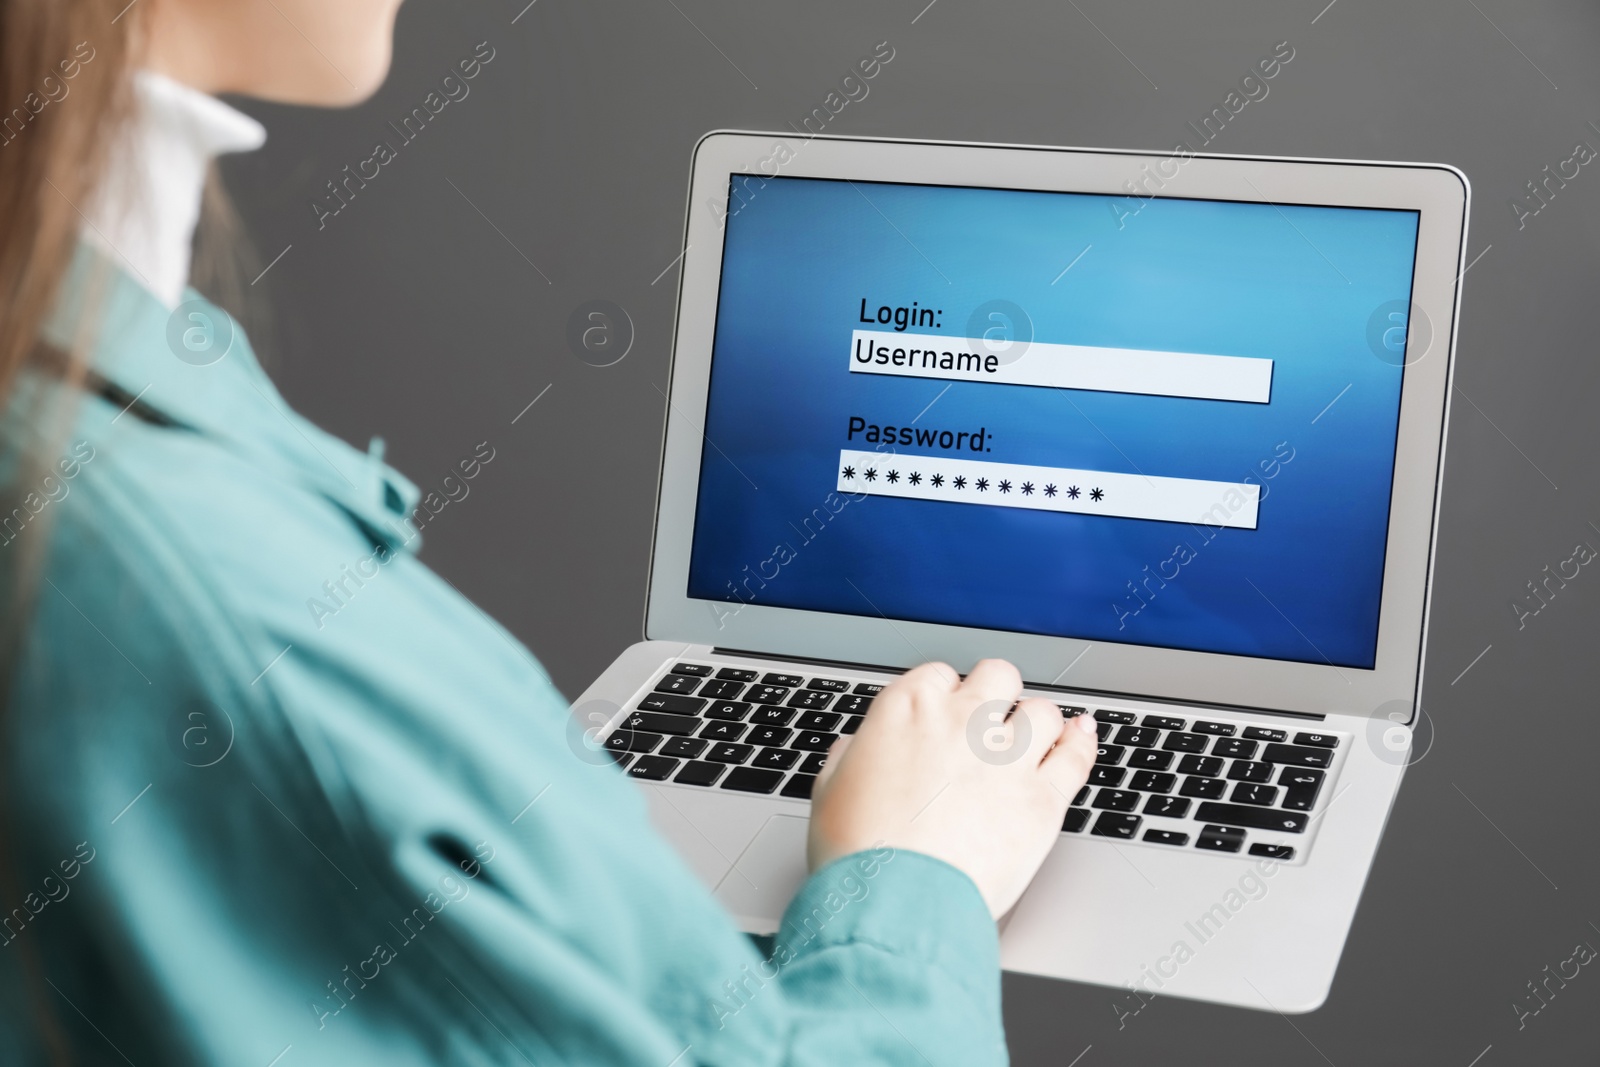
[{"left": 1193, "top": 803, "right": 1309, "bottom": 834}]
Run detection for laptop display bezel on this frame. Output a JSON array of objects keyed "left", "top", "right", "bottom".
[{"left": 644, "top": 131, "right": 1467, "bottom": 720}]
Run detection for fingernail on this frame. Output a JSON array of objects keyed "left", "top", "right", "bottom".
[{"left": 1075, "top": 712, "right": 1097, "bottom": 734}]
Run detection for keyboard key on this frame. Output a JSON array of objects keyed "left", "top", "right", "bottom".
[
  {"left": 1073, "top": 786, "right": 1090, "bottom": 806},
  {"left": 669, "top": 663, "right": 713, "bottom": 676},
  {"left": 1295, "top": 732, "right": 1340, "bottom": 749},
  {"left": 781, "top": 774, "right": 816, "bottom": 799},
  {"left": 1243, "top": 726, "right": 1287, "bottom": 742},
  {"left": 1280, "top": 768, "right": 1325, "bottom": 810},
  {"left": 808, "top": 677, "right": 851, "bottom": 692},
  {"left": 1211, "top": 738, "right": 1258, "bottom": 759},
  {"left": 627, "top": 756, "right": 679, "bottom": 781},
  {"left": 1097, "top": 709, "right": 1137, "bottom": 724},
  {"left": 636, "top": 694, "right": 706, "bottom": 715},
  {"left": 787, "top": 690, "right": 835, "bottom": 711},
  {"left": 1194, "top": 803, "right": 1309, "bottom": 834},
  {"left": 1177, "top": 755, "right": 1224, "bottom": 777},
  {"left": 1087, "top": 767, "right": 1126, "bottom": 787},
  {"left": 673, "top": 759, "right": 724, "bottom": 786},
  {"left": 750, "top": 706, "right": 795, "bottom": 727},
  {"left": 1090, "top": 812, "right": 1141, "bottom": 839},
  {"left": 1226, "top": 760, "right": 1274, "bottom": 783},
  {"left": 707, "top": 743, "right": 755, "bottom": 764},
  {"left": 790, "top": 732, "right": 838, "bottom": 752},
  {"left": 1059, "top": 705, "right": 1089, "bottom": 718},
  {"left": 763, "top": 672, "right": 804, "bottom": 688},
  {"left": 1179, "top": 776, "right": 1226, "bottom": 800},
  {"left": 1142, "top": 715, "right": 1187, "bottom": 731},
  {"left": 852, "top": 682, "right": 883, "bottom": 696},
  {"left": 608, "top": 751, "right": 633, "bottom": 769},
  {"left": 1129, "top": 771, "right": 1176, "bottom": 794},
  {"left": 604, "top": 730, "right": 662, "bottom": 753},
  {"left": 795, "top": 711, "right": 842, "bottom": 731},
  {"left": 1143, "top": 794, "right": 1190, "bottom": 818},
  {"left": 1262, "top": 743, "right": 1333, "bottom": 768},
  {"left": 654, "top": 674, "right": 701, "bottom": 695},
  {"left": 755, "top": 747, "right": 800, "bottom": 770},
  {"left": 715, "top": 667, "right": 758, "bottom": 681},
  {"left": 1196, "top": 825, "right": 1244, "bottom": 853},
  {"left": 722, "top": 767, "right": 783, "bottom": 793},
  {"left": 661, "top": 736, "right": 707, "bottom": 759},
  {"left": 1230, "top": 783, "right": 1279, "bottom": 807},
  {"left": 1095, "top": 744, "right": 1126, "bottom": 766},
  {"left": 623, "top": 712, "right": 700, "bottom": 736},
  {"left": 1162, "top": 732, "right": 1210, "bottom": 753},
  {"left": 746, "top": 726, "right": 793, "bottom": 748},
  {"left": 1092, "top": 789, "right": 1140, "bottom": 812},
  {"left": 703, "top": 701, "right": 752, "bottom": 722},
  {"left": 1063, "top": 808, "right": 1091, "bottom": 833},
  {"left": 798, "top": 752, "right": 829, "bottom": 775},
  {"left": 1249, "top": 843, "right": 1296, "bottom": 860},
  {"left": 698, "top": 679, "right": 748, "bottom": 700},
  {"left": 1096, "top": 722, "right": 1114, "bottom": 742},
  {"left": 1114, "top": 726, "right": 1161, "bottom": 748},
  {"left": 744, "top": 685, "right": 790, "bottom": 705},
  {"left": 1128, "top": 750, "right": 1174, "bottom": 771},
  {"left": 841, "top": 716, "right": 864, "bottom": 735},
  {"left": 699, "top": 721, "right": 748, "bottom": 742},
  {"left": 834, "top": 695, "right": 871, "bottom": 715},
  {"left": 1281, "top": 792, "right": 1317, "bottom": 813},
  {"left": 1144, "top": 829, "right": 1190, "bottom": 846},
  {"left": 1191, "top": 721, "right": 1236, "bottom": 736},
  {"left": 1279, "top": 767, "right": 1326, "bottom": 788}
]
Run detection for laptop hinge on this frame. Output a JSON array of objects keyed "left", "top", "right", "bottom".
[{"left": 710, "top": 646, "right": 1326, "bottom": 722}]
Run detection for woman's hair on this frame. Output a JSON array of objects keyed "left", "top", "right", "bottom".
[
  {"left": 3, "top": 9, "right": 262, "bottom": 1058},
  {"left": 0, "top": 4, "right": 139, "bottom": 1062},
  {"left": 0, "top": 0, "right": 137, "bottom": 399}
]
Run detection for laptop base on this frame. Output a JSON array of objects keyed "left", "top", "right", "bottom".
[{"left": 573, "top": 640, "right": 1407, "bottom": 1013}]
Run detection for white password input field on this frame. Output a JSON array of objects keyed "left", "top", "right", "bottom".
[
  {"left": 836, "top": 450, "right": 1260, "bottom": 529},
  {"left": 849, "top": 329, "right": 1273, "bottom": 403}
]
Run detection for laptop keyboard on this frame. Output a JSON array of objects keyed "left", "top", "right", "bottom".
[{"left": 606, "top": 661, "right": 1344, "bottom": 864}]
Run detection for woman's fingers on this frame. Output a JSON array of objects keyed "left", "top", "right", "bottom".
[
  {"left": 1041, "top": 712, "right": 1098, "bottom": 796},
  {"left": 889, "top": 661, "right": 962, "bottom": 704},
  {"left": 959, "top": 658, "right": 1023, "bottom": 706},
  {"left": 1013, "top": 697, "right": 1068, "bottom": 767},
  {"left": 813, "top": 734, "right": 855, "bottom": 795}
]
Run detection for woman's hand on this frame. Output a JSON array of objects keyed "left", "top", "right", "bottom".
[{"left": 806, "top": 659, "right": 1099, "bottom": 918}]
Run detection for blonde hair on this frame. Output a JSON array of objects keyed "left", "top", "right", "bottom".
[{"left": 0, "top": 4, "right": 141, "bottom": 1061}]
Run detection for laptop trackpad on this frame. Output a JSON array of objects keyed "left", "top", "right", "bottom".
[{"left": 711, "top": 814, "right": 811, "bottom": 934}]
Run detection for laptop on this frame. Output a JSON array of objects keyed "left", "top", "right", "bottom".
[{"left": 572, "top": 132, "right": 1467, "bottom": 1013}]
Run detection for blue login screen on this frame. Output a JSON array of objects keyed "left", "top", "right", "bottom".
[{"left": 685, "top": 175, "right": 1419, "bottom": 669}]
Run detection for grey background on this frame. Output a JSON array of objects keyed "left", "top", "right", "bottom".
[{"left": 221, "top": 1, "right": 1600, "bottom": 1063}]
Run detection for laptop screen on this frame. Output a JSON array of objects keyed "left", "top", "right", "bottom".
[{"left": 685, "top": 174, "right": 1420, "bottom": 670}]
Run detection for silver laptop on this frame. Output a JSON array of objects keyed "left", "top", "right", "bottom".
[{"left": 572, "top": 132, "right": 1467, "bottom": 1013}]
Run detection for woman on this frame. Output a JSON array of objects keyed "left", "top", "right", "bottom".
[{"left": 0, "top": 2, "right": 1098, "bottom": 1063}]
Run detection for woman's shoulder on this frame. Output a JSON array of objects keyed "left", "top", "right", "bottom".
[
  {"left": 18, "top": 385, "right": 368, "bottom": 618},
  {"left": 8, "top": 402, "right": 323, "bottom": 710},
  {"left": 11, "top": 355, "right": 562, "bottom": 732},
  {"left": 3, "top": 361, "right": 569, "bottom": 835}
]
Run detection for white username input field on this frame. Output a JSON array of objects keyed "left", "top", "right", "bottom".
[
  {"left": 836, "top": 450, "right": 1260, "bottom": 529},
  {"left": 849, "top": 329, "right": 1273, "bottom": 403}
]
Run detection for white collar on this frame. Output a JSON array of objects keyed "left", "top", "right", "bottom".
[{"left": 83, "top": 70, "right": 266, "bottom": 309}]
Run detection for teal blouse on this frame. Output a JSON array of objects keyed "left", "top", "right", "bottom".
[{"left": 0, "top": 253, "right": 1009, "bottom": 1065}]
